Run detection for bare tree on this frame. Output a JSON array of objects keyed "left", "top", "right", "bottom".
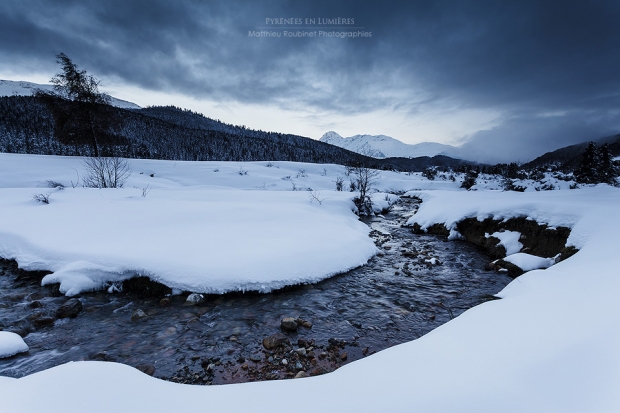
[
  {"left": 350, "top": 165, "right": 380, "bottom": 215},
  {"left": 82, "top": 156, "right": 132, "bottom": 188}
]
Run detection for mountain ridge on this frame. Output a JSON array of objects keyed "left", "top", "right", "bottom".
[
  {"left": 319, "top": 131, "right": 469, "bottom": 160},
  {"left": 0, "top": 79, "right": 141, "bottom": 110}
]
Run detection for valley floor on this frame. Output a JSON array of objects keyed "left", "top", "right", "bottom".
[{"left": 1, "top": 154, "right": 619, "bottom": 412}]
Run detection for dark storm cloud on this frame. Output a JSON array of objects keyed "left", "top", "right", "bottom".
[
  {"left": 460, "top": 110, "right": 620, "bottom": 163},
  {"left": 1, "top": 0, "right": 619, "bottom": 159}
]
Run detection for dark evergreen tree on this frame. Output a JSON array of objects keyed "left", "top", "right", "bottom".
[
  {"left": 35, "top": 53, "right": 115, "bottom": 157},
  {"left": 574, "top": 142, "right": 619, "bottom": 185},
  {"left": 461, "top": 170, "right": 478, "bottom": 190},
  {"left": 598, "top": 143, "right": 619, "bottom": 185},
  {"left": 574, "top": 142, "right": 599, "bottom": 184}
]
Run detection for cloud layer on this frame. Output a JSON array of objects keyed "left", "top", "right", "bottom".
[{"left": 1, "top": 0, "right": 619, "bottom": 162}]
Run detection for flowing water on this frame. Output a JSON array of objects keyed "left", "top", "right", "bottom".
[{"left": 0, "top": 198, "right": 512, "bottom": 384}]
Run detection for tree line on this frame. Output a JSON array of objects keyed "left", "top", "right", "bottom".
[{"left": 0, "top": 95, "right": 389, "bottom": 166}]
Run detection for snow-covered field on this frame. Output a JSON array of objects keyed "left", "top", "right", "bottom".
[
  {"left": 1, "top": 153, "right": 620, "bottom": 412},
  {"left": 0, "top": 153, "right": 451, "bottom": 296}
]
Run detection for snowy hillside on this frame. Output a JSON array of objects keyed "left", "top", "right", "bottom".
[
  {"left": 0, "top": 80, "right": 140, "bottom": 109},
  {"left": 320, "top": 131, "right": 469, "bottom": 160}
]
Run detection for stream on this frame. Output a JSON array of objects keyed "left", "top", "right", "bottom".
[{"left": 0, "top": 197, "right": 512, "bottom": 384}]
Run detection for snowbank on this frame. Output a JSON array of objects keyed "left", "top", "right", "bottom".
[
  {"left": 403, "top": 187, "right": 616, "bottom": 250},
  {"left": 487, "top": 230, "right": 522, "bottom": 255},
  {"left": 0, "top": 154, "right": 457, "bottom": 295},
  {"left": 0, "top": 332, "right": 29, "bottom": 359},
  {"left": 503, "top": 252, "right": 555, "bottom": 271},
  {"left": 2, "top": 155, "right": 620, "bottom": 412}
]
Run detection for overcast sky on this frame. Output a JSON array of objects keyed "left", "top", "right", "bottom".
[{"left": 1, "top": 0, "right": 619, "bottom": 163}]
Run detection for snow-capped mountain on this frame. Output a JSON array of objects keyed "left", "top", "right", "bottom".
[
  {"left": 0, "top": 80, "right": 141, "bottom": 109},
  {"left": 320, "top": 131, "right": 467, "bottom": 160}
]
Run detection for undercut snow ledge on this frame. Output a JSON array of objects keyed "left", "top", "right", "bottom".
[
  {"left": 0, "top": 187, "right": 377, "bottom": 295},
  {"left": 502, "top": 253, "right": 555, "bottom": 271},
  {"left": 404, "top": 188, "right": 605, "bottom": 250}
]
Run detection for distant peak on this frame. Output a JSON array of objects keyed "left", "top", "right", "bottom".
[
  {"left": 319, "top": 130, "right": 468, "bottom": 161},
  {"left": 319, "top": 131, "right": 343, "bottom": 142}
]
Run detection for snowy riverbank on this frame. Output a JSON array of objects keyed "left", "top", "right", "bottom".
[
  {"left": 1, "top": 154, "right": 619, "bottom": 412},
  {"left": 0, "top": 154, "right": 442, "bottom": 295}
]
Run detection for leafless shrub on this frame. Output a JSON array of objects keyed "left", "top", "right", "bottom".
[
  {"left": 33, "top": 193, "right": 52, "bottom": 204},
  {"left": 140, "top": 185, "right": 151, "bottom": 197},
  {"left": 46, "top": 180, "right": 65, "bottom": 190},
  {"left": 296, "top": 169, "right": 308, "bottom": 178},
  {"left": 70, "top": 167, "right": 81, "bottom": 188},
  {"left": 238, "top": 167, "right": 248, "bottom": 175},
  {"left": 309, "top": 191, "right": 325, "bottom": 205},
  {"left": 82, "top": 156, "right": 132, "bottom": 188},
  {"left": 334, "top": 175, "right": 344, "bottom": 191}
]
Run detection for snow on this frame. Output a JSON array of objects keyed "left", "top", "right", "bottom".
[
  {"left": 471, "top": 172, "right": 577, "bottom": 191},
  {"left": 487, "top": 230, "right": 522, "bottom": 255},
  {"left": 0, "top": 153, "right": 454, "bottom": 296},
  {"left": 0, "top": 332, "right": 29, "bottom": 359},
  {"left": 319, "top": 130, "right": 468, "bottom": 159},
  {"left": 0, "top": 376, "right": 16, "bottom": 385},
  {"left": 2, "top": 153, "right": 620, "bottom": 412},
  {"left": 502, "top": 252, "right": 555, "bottom": 271},
  {"left": 403, "top": 188, "right": 608, "bottom": 250},
  {"left": 0, "top": 79, "right": 141, "bottom": 109}
]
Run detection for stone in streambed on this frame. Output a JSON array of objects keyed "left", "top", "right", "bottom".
[
  {"left": 185, "top": 293, "right": 205, "bottom": 306},
  {"left": 55, "top": 298, "right": 83, "bottom": 319},
  {"left": 280, "top": 317, "right": 298, "bottom": 332},
  {"left": 131, "top": 309, "right": 148, "bottom": 321},
  {"left": 135, "top": 364, "right": 156, "bottom": 376},
  {"left": 263, "top": 333, "right": 289, "bottom": 350},
  {"left": 28, "top": 312, "right": 55, "bottom": 327},
  {"left": 249, "top": 354, "right": 262, "bottom": 362}
]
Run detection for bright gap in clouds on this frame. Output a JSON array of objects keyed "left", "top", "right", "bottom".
[{"left": 0, "top": 66, "right": 503, "bottom": 148}]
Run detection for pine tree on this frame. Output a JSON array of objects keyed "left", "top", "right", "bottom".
[
  {"left": 574, "top": 142, "right": 598, "bottom": 184},
  {"left": 35, "top": 53, "right": 114, "bottom": 157},
  {"left": 598, "top": 143, "right": 619, "bottom": 185},
  {"left": 574, "top": 142, "right": 619, "bottom": 185}
]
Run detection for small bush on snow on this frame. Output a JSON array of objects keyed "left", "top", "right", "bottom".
[
  {"left": 334, "top": 175, "right": 344, "bottom": 191},
  {"left": 82, "top": 156, "right": 132, "bottom": 189},
  {"left": 46, "top": 180, "right": 65, "bottom": 189},
  {"left": 33, "top": 193, "right": 51, "bottom": 204}
]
